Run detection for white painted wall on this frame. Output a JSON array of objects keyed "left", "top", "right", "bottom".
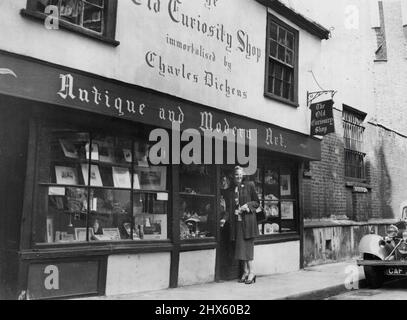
[
  {"left": 0, "top": 0, "right": 326, "bottom": 135},
  {"left": 254, "top": 241, "right": 300, "bottom": 275},
  {"left": 105, "top": 253, "right": 170, "bottom": 296},
  {"left": 279, "top": 0, "right": 376, "bottom": 117},
  {"left": 178, "top": 249, "right": 216, "bottom": 286}
]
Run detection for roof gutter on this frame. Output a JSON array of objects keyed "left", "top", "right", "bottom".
[{"left": 256, "top": 0, "right": 330, "bottom": 40}]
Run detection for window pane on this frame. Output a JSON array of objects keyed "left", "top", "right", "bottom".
[
  {"left": 261, "top": 200, "right": 280, "bottom": 235},
  {"left": 90, "top": 189, "right": 132, "bottom": 241},
  {"left": 245, "top": 168, "right": 263, "bottom": 200},
  {"left": 59, "top": 0, "right": 81, "bottom": 25},
  {"left": 83, "top": 2, "right": 104, "bottom": 33},
  {"left": 179, "top": 196, "right": 215, "bottom": 240},
  {"left": 269, "top": 40, "right": 278, "bottom": 58},
  {"left": 180, "top": 164, "right": 214, "bottom": 195},
  {"left": 278, "top": 27, "right": 287, "bottom": 45},
  {"left": 36, "top": 186, "right": 89, "bottom": 244},
  {"left": 285, "top": 49, "right": 294, "bottom": 66},
  {"left": 277, "top": 45, "right": 285, "bottom": 61},
  {"left": 283, "top": 68, "right": 292, "bottom": 82},
  {"left": 268, "top": 76, "right": 274, "bottom": 94},
  {"left": 38, "top": 130, "right": 89, "bottom": 185},
  {"left": 283, "top": 82, "right": 291, "bottom": 99},
  {"left": 180, "top": 164, "right": 215, "bottom": 240},
  {"left": 281, "top": 202, "right": 296, "bottom": 232},
  {"left": 270, "top": 22, "right": 278, "bottom": 40},
  {"left": 264, "top": 169, "right": 279, "bottom": 200},
  {"left": 132, "top": 191, "right": 168, "bottom": 240},
  {"left": 274, "top": 63, "right": 283, "bottom": 80},
  {"left": 91, "top": 135, "right": 132, "bottom": 188},
  {"left": 286, "top": 32, "right": 294, "bottom": 49},
  {"left": 36, "top": 0, "right": 59, "bottom": 11},
  {"left": 274, "top": 79, "right": 282, "bottom": 97}
]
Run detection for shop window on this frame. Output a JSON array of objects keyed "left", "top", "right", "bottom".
[
  {"left": 35, "top": 126, "right": 168, "bottom": 244},
  {"left": 179, "top": 164, "right": 216, "bottom": 240},
  {"left": 220, "top": 164, "right": 298, "bottom": 236},
  {"left": 24, "top": 0, "right": 118, "bottom": 44},
  {"left": 265, "top": 14, "right": 299, "bottom": 106},
  {"left": 343, "top": 106, "right": 366, "bottom": 180}
]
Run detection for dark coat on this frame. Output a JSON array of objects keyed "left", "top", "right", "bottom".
[{"left": 223, "top": 179, "right": 260, "bottom": 241}]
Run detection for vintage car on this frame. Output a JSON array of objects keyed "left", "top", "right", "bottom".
[{"left": 358, "top": 205, "right": 407, "bottom": 288}]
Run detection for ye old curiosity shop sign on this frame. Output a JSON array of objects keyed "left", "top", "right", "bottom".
[
  {"left": 310, "top": 100, "right": 335, "bottom": 136},
  {"left": 134, "top": 0, "right": 262, "bottom": 100}
]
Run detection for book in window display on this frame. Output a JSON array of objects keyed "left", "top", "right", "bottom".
[
  {"left": 85, "top": 142, "right": 99, "bottom": 161},
  {"left": 135, "top": 166, "right": 166, "bottom": 191},
  {"left": 281, "top": 201, "right": 294, "bottom": 220},
  {"left": 74, "top": 227, "right": 95, "bottom": 241},
  {"left": 280, "top": 174, "right": 291, "bottom": 196},
  {"left": 59, "top": 139, "right": 79, "bottom": 159},
  {"left": 112, "top": 167, "right": 131, "bottom": 188},
  {"left": 55, "top": 166, "right": 79, "bottom": 185},
  {"left": 55, "top": 231, "right": 75, "bottom": 243},
  {"left": 102, "top": 228, "right": 121, "bottom": 241},
  {"left": 81, "top": 164, "right": 103, "bottom": 187},
  {"left": 96, "top": 140, "right": 115, "bottom": 163}
]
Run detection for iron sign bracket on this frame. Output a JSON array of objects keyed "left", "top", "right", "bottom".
[{"left": 307, "top": 90, "right": 337, "bottom": 107}]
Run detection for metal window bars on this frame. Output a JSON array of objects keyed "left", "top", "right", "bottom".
[{"left": 343, "top": 110, "right": 366, "bottom": 179}]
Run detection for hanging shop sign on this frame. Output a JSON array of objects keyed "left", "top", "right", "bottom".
[
  {"left": 0, "top": 50, "right": 321, "bottom": 161},
  {"left": 310, "top": 99, "right": 335, "bottom": 136}
]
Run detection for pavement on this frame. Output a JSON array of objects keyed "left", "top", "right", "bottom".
[{"left": 75, "top": 260, "right": 366, "bottom": 300}]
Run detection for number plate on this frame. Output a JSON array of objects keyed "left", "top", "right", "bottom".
[{"left": 385, "top": 267, "right": 407, "bottom": 276}]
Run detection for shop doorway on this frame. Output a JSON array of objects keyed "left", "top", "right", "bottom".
[{"left": 218, "top": 166, "right": 240, "bottom": 280}]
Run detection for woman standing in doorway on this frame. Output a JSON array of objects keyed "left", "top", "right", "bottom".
[{"left": 220, "top": 166, "right": 260, "bottom": 284}]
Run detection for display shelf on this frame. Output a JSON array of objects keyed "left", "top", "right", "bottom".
[
  {"left": 179, "top": 192, "right": 216, "bottom": 198},
  {"left": 39, "top": 183, "right": 169, "bottom": 194},
  {"left": 49, "top": 158, "right": 133, "bottom": 168}
]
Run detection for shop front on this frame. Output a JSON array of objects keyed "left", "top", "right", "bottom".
[{"left": 0, "top": 50, "right": 320, "bottom": 299}]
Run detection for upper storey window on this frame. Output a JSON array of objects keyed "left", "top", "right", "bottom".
[
  {"left": 265, "top": 14, "right": 299, "bottom": 107},
  {"left": 23, "top": 0, "right": 119, "bottom": 45}
]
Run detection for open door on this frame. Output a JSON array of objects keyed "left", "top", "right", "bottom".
[{"left": 218, "top": 166, "right": 240, "bottom": 280}]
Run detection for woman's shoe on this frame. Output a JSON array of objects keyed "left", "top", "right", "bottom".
[
  {"left": 238, "top": 274, "right": 249, "bottom": 283},
  {"left": 245, "top": 275, "right": 256, "bottom": 284}
]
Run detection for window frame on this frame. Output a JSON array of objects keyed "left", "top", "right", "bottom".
[
  {"left": 22, "top": 0, "right": 120, "bottom": 46},
  {"left": 342, "top": 105, "right": 367, "bottom": 181},
  {"left": 30, "top": 114, "right": 174, "bottom": 248},
  {"left": 264, "top": 13, "right": 299, "bottom": 108}
]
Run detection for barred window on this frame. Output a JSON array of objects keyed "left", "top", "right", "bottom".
[
  {"left": 343, "top": 106, "right": 366, "bottom": 179},
  {"left": 265, "top": 14, "right": 299, "bottom": 106}
]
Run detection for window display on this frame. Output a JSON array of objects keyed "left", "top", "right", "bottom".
[
  {"left": 179, "top": 164, "right": 215, "bottom": 240},
  {"left": 35, "top": 126, "right": 169, "bottom": 244},
  {"left": 243, "top": 163, "right": 298, "bottom": 235}
]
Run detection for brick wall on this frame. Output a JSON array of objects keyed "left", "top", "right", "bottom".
[
  {"left": 305, "top": 108, "right": 347, "bottom": 219},
  {"left": 304, "top": 118, "right": 407, "bottom": 221}
]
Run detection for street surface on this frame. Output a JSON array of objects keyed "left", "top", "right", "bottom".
[{"left": 327, "top": 278, "right": 407, "bottom": 300}]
